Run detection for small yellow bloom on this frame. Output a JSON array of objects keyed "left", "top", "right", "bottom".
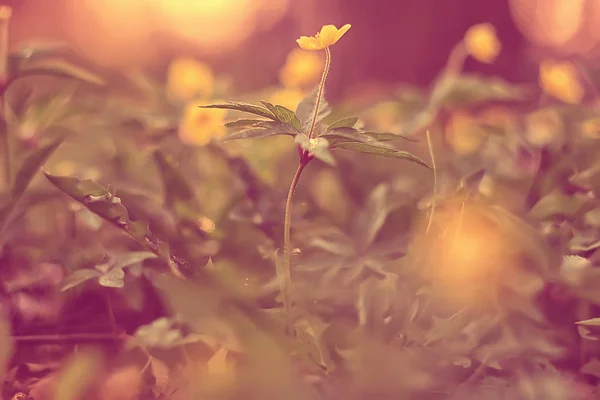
[
  {"left": 279, "top": 48, "right": 323, "bottom": 89},
  {"left": 296, "top": 24, "right": 351, "bottom": 51},
  {"left": 464, "top": 23, "right": 501, "bottom": 64},
  {"left": 166, "top": 57, "right": 215, "bottom": 101},
  {"left": 178, "top": 101, "right": 227, "bottom": 146},
  {"left": 446, "top": 111, "right": 486, "bottom": 156},
  {"left": 525, "top": 108, "right": 564, "bottom": 147},
  {"left": 539, "top": 59, "right": 584, "bottom": 104},
  {"left": 580, "top": 117, "right": 600, "bottom": 139},
  {"left": 269, "top": 87, "right": 305, "bottom": 111},
  {"left": 0, "top": 6, "right": 12, "bottom": 20}
]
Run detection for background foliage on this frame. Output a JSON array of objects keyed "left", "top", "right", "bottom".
[{"left": 1, "top": 7, "right": 600, "bottom": 400}]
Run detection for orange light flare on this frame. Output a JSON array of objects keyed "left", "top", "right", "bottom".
[
  {"left": 509, "top": 0, "right": 600, "bottom": 56},
  {"left": 63, "top": 0, "right": 158, "bottom": 67},
  {"left": 156, "top": 0, "right": 290, "bottom": 55},
  {"left": 410, "top": 199, "right": 524, "bottom": 307}
]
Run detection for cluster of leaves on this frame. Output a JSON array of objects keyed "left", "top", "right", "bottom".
[{"left": 3, "top": 33, "right": 600, "bottom": 400}]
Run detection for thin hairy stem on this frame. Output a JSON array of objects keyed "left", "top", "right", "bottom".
[
  {"left": 281, "top": 158, "right": 308, "bottom": 332},
  {"left": 0, "top": 7, "right": 11, "bottom": 190},
  {"left": 425, "top": 130, "right": 437, "bottom": 234},
  {"left": 280, "top": 46, "right": 332, "bottom": 333},
  {"left": 307, "top": 47, "right": 331, "bottom": 139}
]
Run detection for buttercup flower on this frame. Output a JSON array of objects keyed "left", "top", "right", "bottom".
[
  {"left": 525, "top": 108, "right": 564, "bottom": 148},
  {"left": 166, "top": 57, "right": 215, "bottom": 101},
  {"left": 539, "top": 59, "right": 584, "bottom": 104},
  {"left": 178, "top": 101, "right": 227, "bottom": 146},
  {"left": 296, "top": 24, "right": 351, "bottom": 51},
  {"left": 464, "top": 23, "right": 501, "bottom": 64},
  {"left": 269, "top": 87, "right": 305, "bottom": 111},
  {"left": 279, "top": 48, "right": 323, "bottom": 89},
  {"left": 446, "top": 111, "right": 486, "bottom": 156}
]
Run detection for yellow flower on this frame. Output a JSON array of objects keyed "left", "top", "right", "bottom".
[
  {"left": 464, "top": 23, "right": 501, "bottom": 64},
  {"left": 445, "top": 111, "right": 486, "bottom": 155},
  {"left": 539, "top": 59, "right": 584, "bottom": 104},
  {"left": 0, "top": 6, "right": 12, "bottom": 20},
  {"left": 580, "top": 117, "right": 600, "bottom": 139},
  {"left": 269, "top": 87, "right": 305, "bottom": 111},
  {"left": 296, "top": 24, "right": 351, "bottom": 51},
  {"left": 525, "top": 108, "right": 564, "bottom": 147},
  {"left": 178, "top": 101, "right": 227, "bottom": 146},
  {"left": 279, "top": 48, "right": 323, "bottom": 89},
  {"left": 166, "top": 57, "right": 215, "bottom": 101}
]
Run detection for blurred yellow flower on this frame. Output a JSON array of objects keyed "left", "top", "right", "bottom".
[
  {"left": 296, "top": 24, "right": 351, "bottom": 51},
  {"left": 446, "top": 111, "right": 486, "bottom": 155},
  {"left": 464, "top": 23, "right": 501, "bottom": 64},
  {"left": 539, "top": 59, "right": 584, "bottom": 104},
  {"left": 166, "top": 57, "right": 215, "bottom": 101},
  {"left": 269, "top": 87, "right": 305, "bottom": 111},
  {"left": 178, "top": 101, "right": 227, "bottom": 146},
  {"left": 279, "top": 48, "right": 323, "bottom": 89},
  {"left": 0, "top": 5, "right": 12, "bottom": 20},
  {"left": 580, "top": 117, "right": 600, "bottom": 139},
  {"left": 525, "top": 108, "right": 564, "bottom": 147}
]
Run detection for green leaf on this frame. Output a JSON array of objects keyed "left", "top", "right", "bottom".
[
  {"left": 113, "top": 251, "right": 158, "bottom": 270},
  {"left": 98, "top": 267, "right": 125, "bottom": 288},
  {"left": 12, "top": 136, "right": 65, "bottom": 200},
  {"left": 326, "top": 117, "right": 358, "bottom": 130},
  {"left": 356, "top": 183, "right": 390, "bottom": 250},
  {"left": 17, "top": 58, "right": 104, "bottom": 85},
  {"left": 0, "top": 136, "right": 66, "bottom": 233},
  {"left": 430, "top": 73, "right": 528, "bottom": 108},
  {"left": 295, "top": 134, "right": 336, "bottom": 166},
  {"left": 223, "top": 119, "right": 298, "bottom": 142},
  {"left": 322, "top": 128, "right": 417, "bottom": 144},
  {"left": 260, "top": 101, "right": 302, "bottom": 131},
  {"left": 43, "top": 171, "right": 130, "bottom": 222},
  {"left": 61, "top": 269, "right": 103, "bottom": 292},
  {"left": 153, "top": 151, "right": 195, "bottom": 208},
  {"left": 296, "top": 86, "right": 331, "bottom": 130},
  {"left": 199, "top": 101, "right": 276, "bottom": 120},
  {"left": 530, "top": 191, "right": 590, "bottom": 220},
  {"left": 332, "top": 141, "right": 431, "bottom": 168},
  {"left": 576, "top": 318, "right": 600, "bottom": 327},
  {"left": 223, "top": 128, "right": 280, "bottom": 142},
  {"left": 224, "top": 119, "right": 269, "bottom": 129}
]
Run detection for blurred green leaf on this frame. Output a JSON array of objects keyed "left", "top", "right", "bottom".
[
  {"left": 331, "top": 141, "right": 430, "bottom": 168},
  {"left": 260, "top": 101, "right": 302, "bottom": 131},
  {"left": 153, "top": 151, "right": 195, "bottom": 209},
  {"left": 224, "top": 119, "right": 269, "bottom": 129},
  {"left": 430, "top": 73, "right": 528, "bottom": 108},
  {"left": 0, "top": 136, "right": 65, "bottom": 233},
  {"left": 199, "top": 101, "right": 276, "bottom": 120},
  {"left": 61, "top": 269, "right": 102, "bottom": 292},
  {"left": 98, "top": 267, "right": 125, "bottom": 288},
  {"left": 16, "top": 58, "right": 104, "bottom": 85},
  {"left": 113, "top": 251, "right": 158, "bottom": 270},
  {"left": 296, "top": 86, "right": 331, "bottom": 131},
  {"left": 530, "top": 191, "right": 590, "bottom": 220},
  {"left": 326, "top": 117, "right": 358, "bottom": 130}
]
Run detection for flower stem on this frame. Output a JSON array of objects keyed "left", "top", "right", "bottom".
[
  {"left": 307, "top": 47, "right": 331, "bottom": 140},
  {"left": 281, "top": 46, "right": 331, "bottom": 334},
  {"left": 0, "top": 7, "right": 11, "bottom": 191},
  {"left": 281, "top": 157, "right": 308, "bottom": 332}
]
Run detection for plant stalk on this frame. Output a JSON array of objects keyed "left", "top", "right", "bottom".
[
  {"left": 281, "top": 157, "right": 308, "bottom": 331},
  {"left": 307, "top": 47, "right": 331, "bottom": 140},
  {"left": 281, "top": 46, "right": 332, "bottom": 334},
  {"left": 0, "top": 7, "right": 11, "bottom": 191}
]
